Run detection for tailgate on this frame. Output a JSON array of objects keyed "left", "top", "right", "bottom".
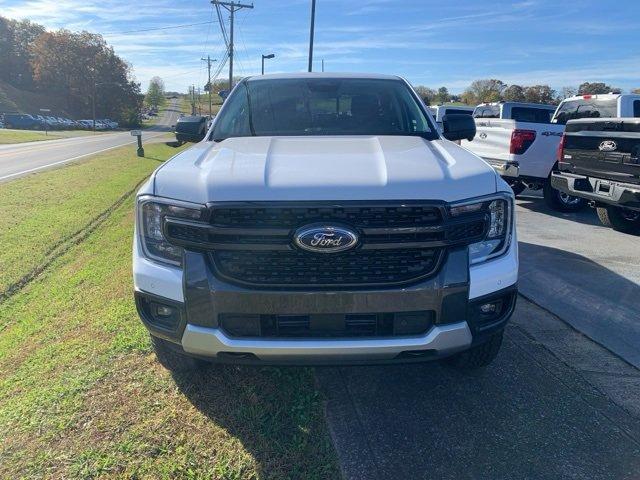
[{"left": 560, "top": 119, "right": 640, "bottom": 185}]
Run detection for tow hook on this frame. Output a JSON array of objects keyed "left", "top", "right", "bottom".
[{"left": 588, "top": 200, "right": 596, "bottom": 209}]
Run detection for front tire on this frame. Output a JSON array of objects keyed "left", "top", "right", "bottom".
[
  {"left": 596, "top": 206, "right": 640, "bottom": 234},
  {"left": 151, "top": 335, "right": 208, "bottom": 372},
  {"left": 543, "top": 179, "right": 586, "bottom": 212},
  {"left": 445, "top": 331, "right": 503, "bottom": 369}
]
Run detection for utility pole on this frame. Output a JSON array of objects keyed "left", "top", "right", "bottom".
[
  {"left": 211, "top": 1, "right": 254, "bottom": 91},
  {"left": 322, "top": 58, "right": 324, "bottom": 72},
  {"left": 201, "top": 55, "right": 217, "bottom": 117},
  {"left": 308, "top": 0, "right": 316, "bottom": 72}
]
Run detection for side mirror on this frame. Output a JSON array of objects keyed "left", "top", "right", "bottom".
[{"left": 442, "top": 114, "right": 476, "bottom": 142}]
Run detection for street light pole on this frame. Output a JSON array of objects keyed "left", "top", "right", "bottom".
[
  {"left": 261, "top": 53, "right": 275, "bottom": 75},
  {"left": 308, "top": 0, "right": 316, "bottom": 72}
]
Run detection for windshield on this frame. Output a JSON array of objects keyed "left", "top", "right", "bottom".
[
  {"left": 211, "top": 78, "right": 437, "bottom": 141},
  {"left": 552, "top": 98, "right": 618, "bottom": 124}
]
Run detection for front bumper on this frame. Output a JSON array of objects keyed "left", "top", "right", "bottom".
[
  {"left": 135, "top": 243, "right": 518, "bottom": 365},
  {"left": 551, "top": 172, "right": 640, "bottom": 211}
]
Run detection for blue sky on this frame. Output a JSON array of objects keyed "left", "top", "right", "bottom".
[{"left": 1, "top": 0, "right": 639, "bottom": 93}]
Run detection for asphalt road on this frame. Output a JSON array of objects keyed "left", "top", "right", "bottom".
[
  {"left": 0, "top": 98, "right": 180, "bottom": 183},
  {"left": 318, "top": 192, "right": 640, "bottom": 480},
  {"left": 516, "top": 190, "right": 640, "bottom": 368}
]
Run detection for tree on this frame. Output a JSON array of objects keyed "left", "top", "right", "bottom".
[
  {"left": 632, "top": 88, "right": 640, "bottom": 94},
  {"left": 435, "top": 86, "right": 450, "bottom": 104},
  {"left": 0, "top": 17, "right": 44, "bottom": 87},
  {"left": 523, "top": 85, "right": 556, "bottom": 104},
  {"left": 30, "top": 28, "right": 141, "bottom": 125},
  {"left": 145, "top": 76, "right": 166, "bottom": 109},
  {"left": 414, "top": 86, "right": 436, "bottom": 105},
  {"left": 578, "top": 82, "right": 618, "bottom": 95},
  {"left": 558, "top": 86, "right": 578, "bottom": 101},
  {"left": 503, "top": 85, "right": 525, "bottom": 102},
  {"left": 462, "top": 79, "right": 506, "bottom": 104}
]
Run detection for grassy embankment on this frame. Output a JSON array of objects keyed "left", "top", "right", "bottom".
[
  {"left": 0, "top": 143, "right": 338, "bottom": 478},
  {"left": 0, "top": 129, "right": 106, "bottom": 145}
]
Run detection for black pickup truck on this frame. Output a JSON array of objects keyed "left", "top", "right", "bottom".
[{"left": 551, "top": 118, "right": 640, "bottom": 233}]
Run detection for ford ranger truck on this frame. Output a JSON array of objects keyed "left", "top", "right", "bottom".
[
  {"left": 551, "top": 118, "right": 640, "bottom": 234},
  {"left": 133, "top": 73, "right": 518, "bottom": 372},
  {"left": 461, "top": 101, "right": 586, "bottom": 212}
]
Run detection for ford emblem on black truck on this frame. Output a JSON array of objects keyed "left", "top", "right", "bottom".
[
  {"left": 599, "top": 140, "right": 617, "bottom": 152},
  {"left": 294, "top": 224, "right": 358, "bottom": 253}
]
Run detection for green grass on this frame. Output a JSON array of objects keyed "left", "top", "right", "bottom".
[
  {"left": 0, "top": 142, "right": 339, "bottom": 479},
  {"left": 0, "top": 129, "right": 106, "bottom": 144},
  {"left": 0, "top": 142, "right": 182, "bottom": 295}
]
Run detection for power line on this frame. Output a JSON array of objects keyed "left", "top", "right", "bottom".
[{"left": 103, "top": 21, "right": 215, "bottom": 35}]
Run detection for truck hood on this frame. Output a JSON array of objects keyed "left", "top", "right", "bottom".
[{"left": 153, "top": 136, "right": 497, "bottom": 203}]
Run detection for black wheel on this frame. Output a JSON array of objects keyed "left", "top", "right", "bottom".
[
  {"left": 151, "top": 335, "right": 208, "bottom": 372},
  {"left": 596, "top": 206, "right": 640, "bottom": 234},
  {"left": 509, "top": 181, "right": 526, "bottom": 197},
  {"left": 446, "top": 331, "right": 503, "bottom": 369},
  {"left": 543, "top": 179, "right": 587, "bottom": 212}
]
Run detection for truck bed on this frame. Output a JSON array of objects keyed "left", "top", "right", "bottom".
[{"left": 559, "top": 118, "right": 640, "bottom": 185}]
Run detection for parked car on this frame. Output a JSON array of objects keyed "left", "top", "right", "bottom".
[
  {"left": 3, "top": 113, "right": 41, "bottom": 130},
  {"left": 428, "top": 105, "right": 474, "bottom": 131},
  {"left": 174, "top": 115, "right": 208, "bottom": 143},
  {"left": 551, "top": 118, "right": 640, "bottom": 234},
  {"left": 133, "top": 73, "right": 518, "bottom": 372},
  {"left": 460, "top": 101, "right": 585, "bottom": 211}
]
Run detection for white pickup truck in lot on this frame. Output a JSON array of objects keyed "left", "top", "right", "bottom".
[
  {"left": 133, "top": 73, "right": 518, "bottom": 372},
  {"left": 461, "top": 101, "right": 586, "bottom": 211},
  {"left": 428, "top": 105, "right": 474, "bottom": 131}
]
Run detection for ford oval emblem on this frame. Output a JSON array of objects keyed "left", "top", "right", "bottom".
[
  {"left": 599, "top": 140, "right": 617, "bottom": 152},
  {"left": 294, "top": 224, "right": 358, "bottom": 253}
]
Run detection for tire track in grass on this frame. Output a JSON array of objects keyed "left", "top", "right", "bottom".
[{"left": 0, "top": 177, "right": 146, "bottom": 306}]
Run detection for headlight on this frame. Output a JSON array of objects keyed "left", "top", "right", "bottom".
[
  {"left": 136, "top": 196, "right": 204, "bottom": 266},
  {"left": 450, "top": 195, "right": 513, "bottom": 265}
]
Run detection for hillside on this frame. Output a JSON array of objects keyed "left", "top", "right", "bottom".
[{"left": 0, "top": 80, "right": 72, "bottom": 117}]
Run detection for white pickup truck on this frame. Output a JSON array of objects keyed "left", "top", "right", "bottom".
[
  {"left": 460, "top": 102, "right": 586, "bottom": 211},
  {"left": 428, "top": 105, "right": 474, "bottom": 131},
  {"left": 133, "top": 73, "right": 518, "bottom": 373}
]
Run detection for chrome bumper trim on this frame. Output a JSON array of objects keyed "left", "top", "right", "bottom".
[{"left": 181, "top": 321, "right": 473, "bottom": 361}]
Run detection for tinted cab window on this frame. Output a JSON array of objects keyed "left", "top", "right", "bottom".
[
  {"left": 552, "top": 98, "right": 618, "bottom": 124},
  {"left": 444, "top": 108, "right": 473, "bottom": 116},
  {"left": 510, "top": 107, "right": 553, "bottom": 124},
  {"left": 473, "top": 105, "right": 500, "bottom": 118}
]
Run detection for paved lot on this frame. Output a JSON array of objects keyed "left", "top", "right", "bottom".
[
  {"left": 319, "top": 193, "right": 640, "bottom": 480},
  {"left": 0, "top": 99, "right": 180, "bottom": 182},
  {"left": 319, "top": 297, "right": 640, "bottom": 480},
  {"left": 516, "top": 191, "right": 640, "bottom": 367}
]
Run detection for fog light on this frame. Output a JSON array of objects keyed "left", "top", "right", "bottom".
[
  {"left": 155, "top": 305, "right": 174, "bottom": 317},
  {"left": 479, "top": 302, "right": 499, "bottom": 315}
]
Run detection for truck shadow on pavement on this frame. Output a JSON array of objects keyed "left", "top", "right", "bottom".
[
  {"left": 516, "top": 194, "right": 601, "bottom": 227},
  {"left": 519, "top": 241, "right": 640, "bottom": 369}
]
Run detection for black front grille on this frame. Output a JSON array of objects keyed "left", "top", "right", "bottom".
[
  {"left": 164, "top": 201, "right": 489, "bottom": 288},
  {"left": 212, "top": 205, "right": 441, "bottom": 229},
  {"left": 212, "top": 248, "right": 442, "bottom": 287}
]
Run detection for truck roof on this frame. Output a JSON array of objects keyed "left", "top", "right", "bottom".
[
  {"left": 245, "top": 72, "right": 403, "bottom": 82},
  {"left": 562, "top": 93, "right": 640, "bottom": 102},
  {"left": 475, "top": 101, "right": 556, "bottom": 110}
]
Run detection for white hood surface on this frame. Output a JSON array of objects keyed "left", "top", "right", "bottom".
[{"left": 153, "top": 136, "right": 498, "bottom": 204}]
